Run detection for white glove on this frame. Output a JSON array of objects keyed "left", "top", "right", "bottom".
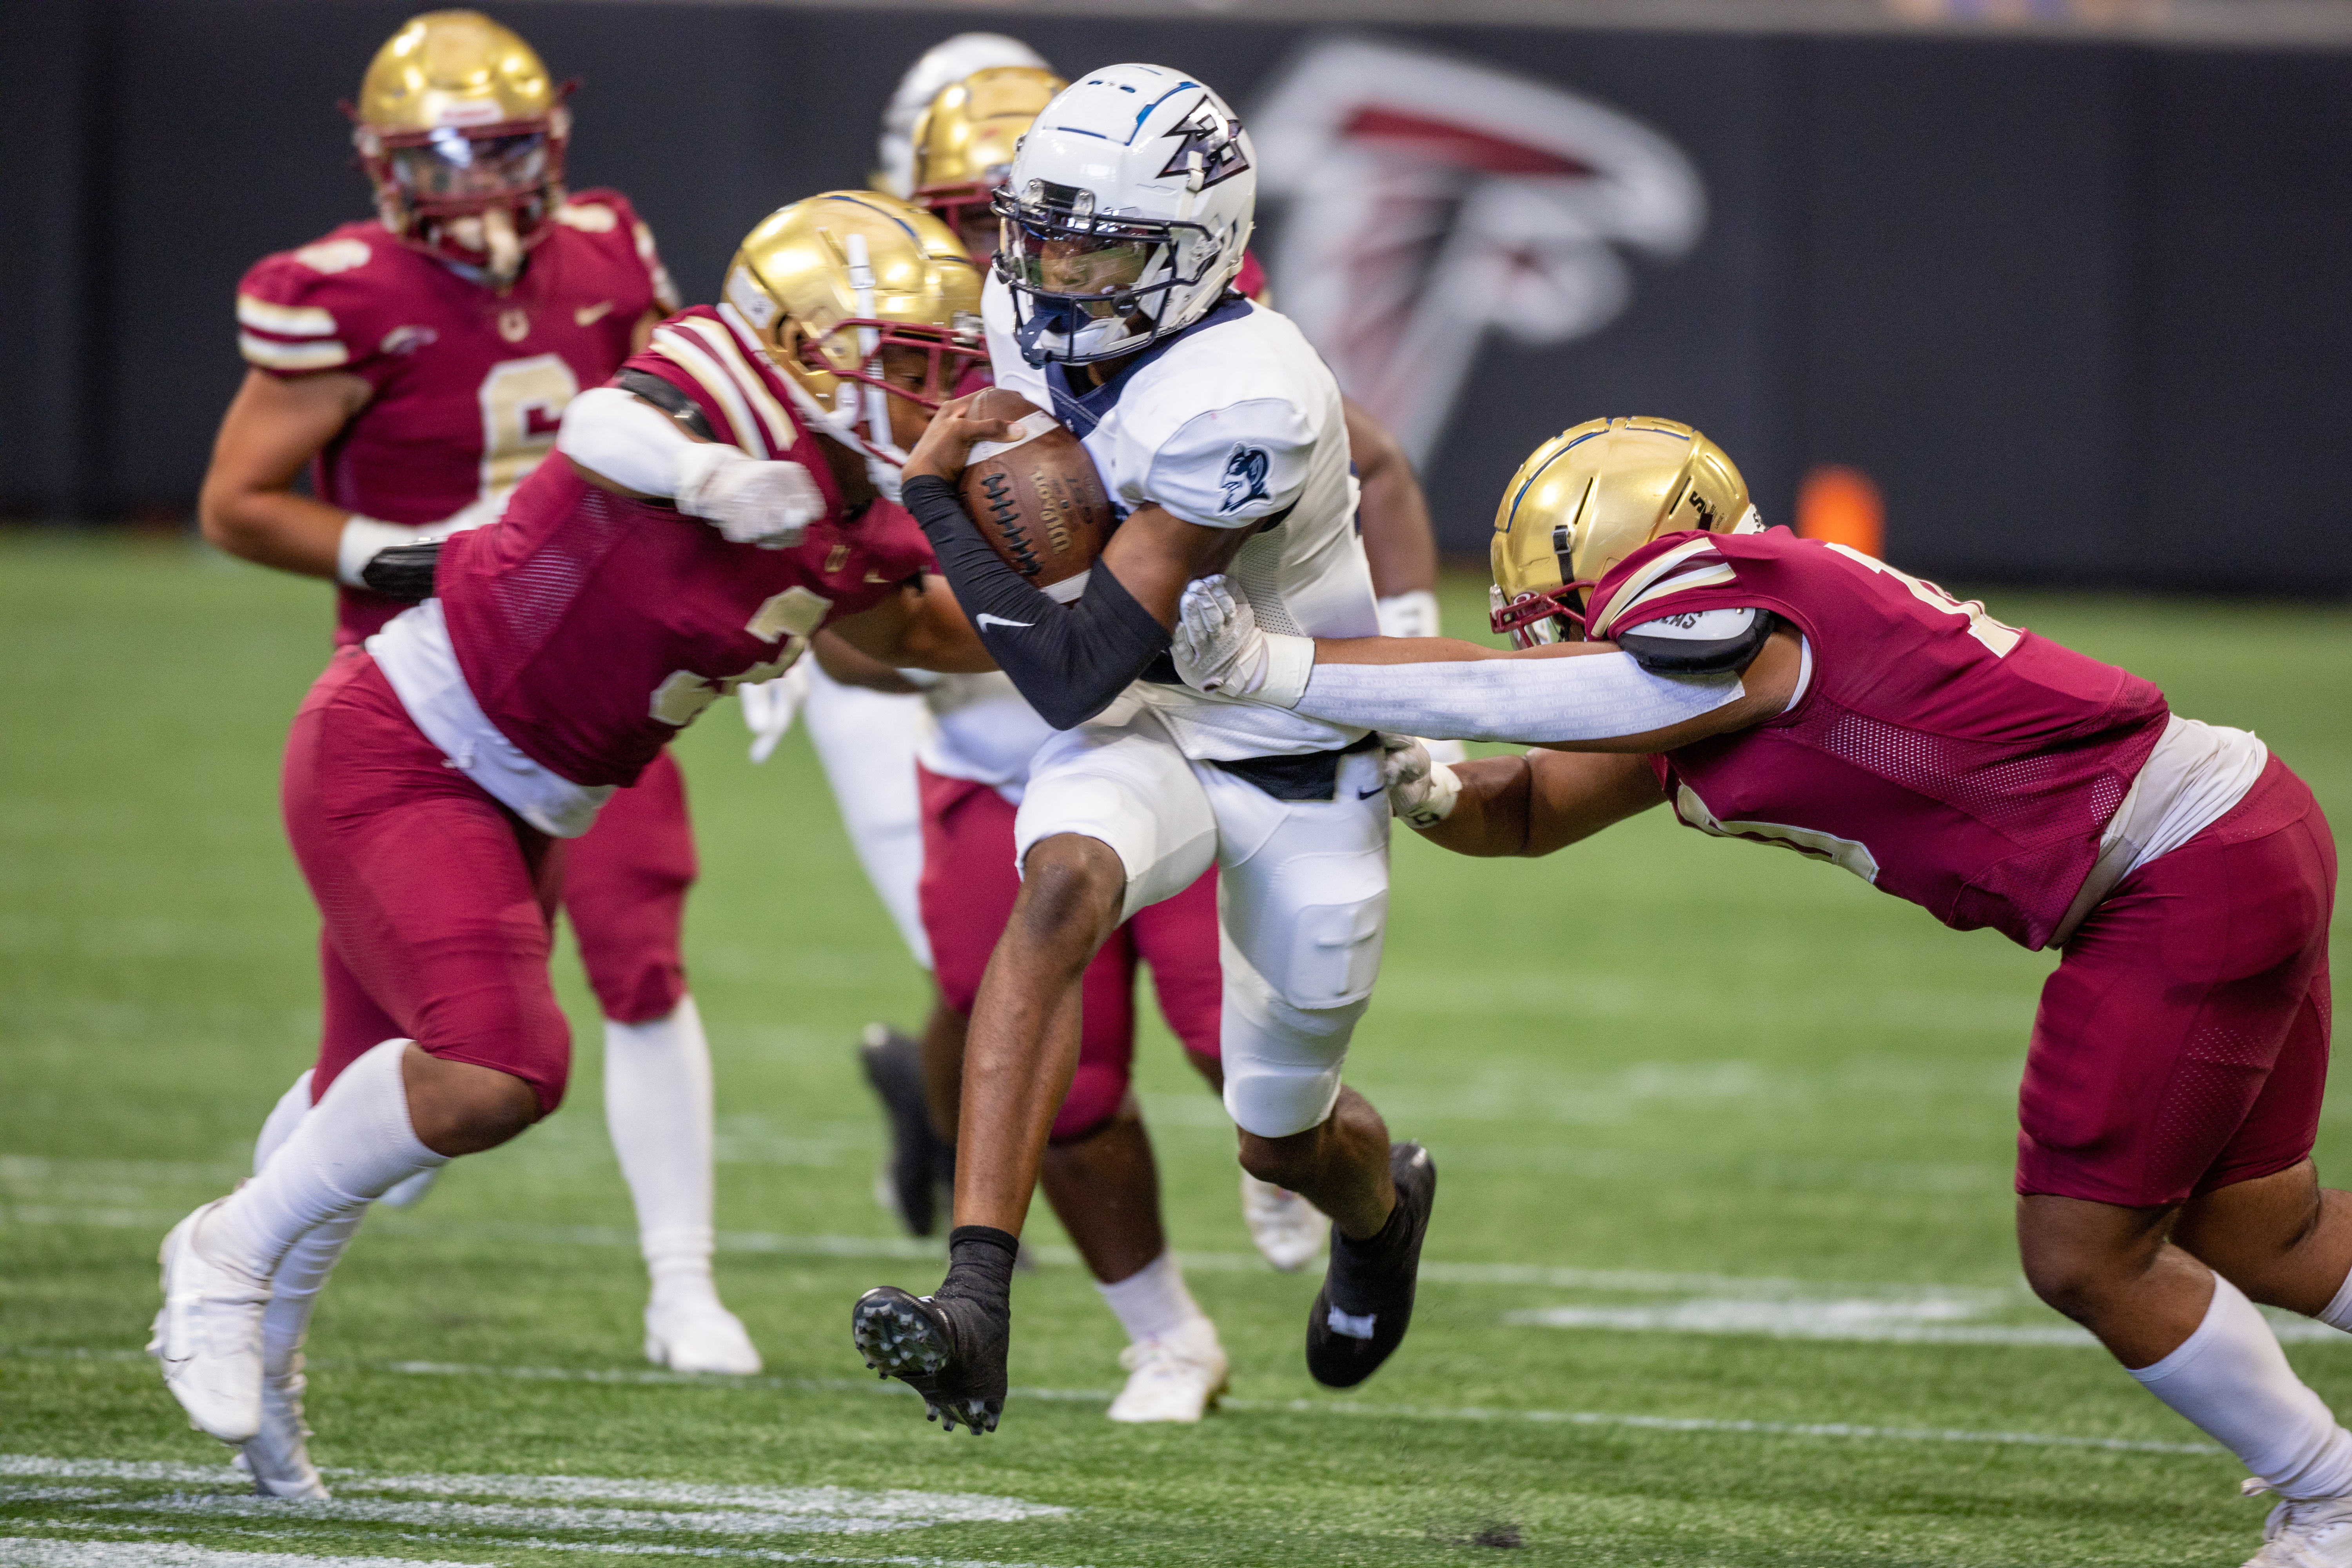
[
  {"left": 1421, "top": 737, "right": 1469, "bottom": 768},
  {"left": 1375, "top": 588, "right": 1441, "bottom": 641},
  {"left": 739, "top": 660, "right": 811, "bottom": 763},
  {"left": 1172, "top": 575, "right": 1314, "bottom": 708},
  {"left": 336, "top": 495, "right": 509, "bottom": 588},
  {"left": 1379, "top": 733, "right": 1460, "bottom": 830},
  {"left": 675, "top": 445, "right": 826, "bottom": 549}
]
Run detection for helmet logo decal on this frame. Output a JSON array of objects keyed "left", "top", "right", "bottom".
[
  {"left": 1252, "top": 37, "right": 1704, "bottom": 469},
  {"left": 1157, "top": 97, "right": 1251, "bottom": 191},
  {"left": 1218, "top": 445, "right": 1272, "bottom": 513}
]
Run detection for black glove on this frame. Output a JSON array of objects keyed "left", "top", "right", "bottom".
[{"left": 359, "top": 541, "right": 441, "bottom": 602}]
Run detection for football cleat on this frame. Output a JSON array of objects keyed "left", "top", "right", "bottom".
[
  {"left": 858, "top": 1025, "right": 953, "bottom": 1238},
  {"left": 1106, "top": 1318, "right": 1229, "bottom": 1424},
  {"left": 644, "top": 1294, "right": 763, "bottom": 1376},
  {"left": 149, "top": 1201, "right": 270, "bottom": 1444},
  {"left": 234, "top": 1363, "right": 330, "bottom": 1500},
  {"left": 1304, "top": 1142, "right": 1437, "bottom": 1390},
  {"left": 851, "top": 1286, "right": 1003, "bottom": 1434},
  {"left": 2243, "top": 1481, "right": 2352, "bottom": 1566},
  {"left": 1240, "top": 1172, "right": 1327, "bottom": 1272}
]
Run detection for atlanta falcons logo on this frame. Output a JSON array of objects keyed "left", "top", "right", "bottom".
[{"left": 1252, "top": 38, "right": 1706, "bottom": 468}]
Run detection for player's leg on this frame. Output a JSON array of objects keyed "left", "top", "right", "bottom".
[
  {"left": 2014, "top": 762, "right": 2349, "bottom": 1558},
  {"left": 1038, "top": 924, "right": 1230, "bottom": 1422},
  {"left": 564, "top": 750, "right": 758, "bottom": 1375},
  {"left": 156, "top": 657, "right": 564, "bottom": 1443},
  {"left": 1132, "top": 867, "right": 1330, "bottom": 1271},
  {"left": 1202, "top": 745, "right": 1433, "bottom": 1388},
  {"left": 854, "top": 700, "right": 1218, "bottom": 1430},
  {"left": 802, "top": 663, "right": 955, "bottom": 1232}
]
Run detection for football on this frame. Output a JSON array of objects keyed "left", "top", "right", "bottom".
[{"left": 959, "top": 388, "right": 1112, "bottom": 600}]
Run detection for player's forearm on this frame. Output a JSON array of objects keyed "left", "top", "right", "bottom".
[
  {"left": 1296, "top": 649, "right": 1741, "bottom": 746},
  {"left": 902, "top": 474, "right": 1167, "bottom": 726},
  {"left": 1410, "top": 755, "right": 1538, "bottom": 857},
  {"left": 196, "top": 484, "right": 350, "bottom": 579}
]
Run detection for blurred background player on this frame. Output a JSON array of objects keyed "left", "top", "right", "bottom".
[
  {"left": 847, "top": 41, "right": 1452, "bottom": 1295},
  {"left": 192, "top": 9, "right": 758, "bottom": 1491},
  {"left": 156, "top": 189, "right": 995, "bottom": 1486}
]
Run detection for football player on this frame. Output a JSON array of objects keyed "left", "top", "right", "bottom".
[
  {"left": 1173, "top": 416, "right": 2347, "bottom": 1568},
  {"left": 192, "top": 10, "right": 754, "bottom": 1494},
  {"left": 867, "top": 46, "right": 1457, "bottom": 1284},
  {"left": 156, "top": 191, "right": 993, "bottom": 1469},
  {"left": 848, "top": 65, "right": 1434, "bottom": 1436}
]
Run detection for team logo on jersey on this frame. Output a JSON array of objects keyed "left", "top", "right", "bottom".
[
  {"left": 497, "top": 308, "right": 530, "bottom": 344},
  {"left": 1158, "top": 97, "right": 1252, "bottom": 191},
  {"left": 379, "top": 324, "right": 438, "bottom": 356},
  {"left": 1252, "top": 37, "right": 1705, "bottom": 468},
  {"left": 1219, "top": 445, "right": 1271, "bottom": 513}
]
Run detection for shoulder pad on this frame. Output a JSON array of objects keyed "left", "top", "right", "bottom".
[
  {"left": 1618, "top": 607, "right": 1774, "bottom": 674},
  {"left": 237, "top": 239, "right": 385, "bottom": 375}
]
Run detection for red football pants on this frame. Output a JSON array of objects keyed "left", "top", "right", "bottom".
[
  {"left": 562, "top": 747, "right": 695, "bottom": 1025},
  {"left": 285, "top": 652, "right": 573, "bottom": 1114},
  {"left": 2017, "top": 756, "right": 2336, "bottom": 1208},
  {"left": 916, "top": 765, "right": 1221, "bottom": 1141}
]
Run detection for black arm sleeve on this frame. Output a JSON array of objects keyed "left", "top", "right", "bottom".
[{"left": 904, "top": 474, "right": 1171, "bottom": 730}]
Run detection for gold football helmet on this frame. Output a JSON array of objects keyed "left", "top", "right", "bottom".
[
  {"left": 908, "top": 65, "right": 1066, "bottom": 257},
  {"left": 721, "top": 191, "right": 986, "bottom": 464},
  {"left": 1489, "top": 417, "right": 1757, "bottom": 647},
  {"left": 349, "top": 10, "right": 569, "bottom": 283}
]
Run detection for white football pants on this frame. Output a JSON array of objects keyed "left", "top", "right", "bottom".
[
  {"left": 800, "top": 661, "right": 932, "bottom": 970},
  {"left": 1014, "top": 694, "right": 1390, "bottom": 1138}
]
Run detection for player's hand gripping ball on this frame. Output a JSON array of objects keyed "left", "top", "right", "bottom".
[{"left": 910, "top": 388, "right": 1111, "bottom": 596}]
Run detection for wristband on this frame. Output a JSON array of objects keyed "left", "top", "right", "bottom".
[
  {"left": 1258, "top": 633, "right": 1316, "bottom": 709},
  {"left": 337, "top": 515, "right": 412, "bottom": 588}
]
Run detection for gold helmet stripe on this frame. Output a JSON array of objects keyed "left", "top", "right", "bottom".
[{"left": 650, "top": 325, "right": 773, "bottom": 461}]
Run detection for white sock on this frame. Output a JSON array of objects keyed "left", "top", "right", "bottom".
[
  {"left": 200, "top": 1038, "right": 444, "bottom": 1282},
  {"left": 2318, "top": 1265, "right": 2352, "bottom": 1334},
  {"left": 250, "top": 1069, "right": 363, "bottom": 1379},
  {"left": 1096, "top": 1251, "right": 1205, "bottom": 1344},
  {"left": 603, "top": 997, "right": 718, "bottom": 1307},
  {"left": 253, "top": 1072, "right": 314, "bottom": 1173},
  {"left": 2132, "top": 1273, "right": 2352, "bottom": 1499}
]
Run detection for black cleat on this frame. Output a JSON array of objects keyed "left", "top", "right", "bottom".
[
  {"left": 1305, "top": 1141, "right": 1436, "bottom": 1389},
  {"left": 851, "top": 1286, "right": 1005, "bottom": 1434},
  {"left": 858, "top": 1025, "right": 951, "bottom": 1237}
]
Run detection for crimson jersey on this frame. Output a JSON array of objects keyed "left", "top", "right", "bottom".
[
  {"left": 1588, "top": 529, "right": 2170, "bottom": 950},
  {"left": 235, "top": 190, "right": 676, "bottom": 645},
  {"left": 433, "top": 303, "right": 931, "bottom": 788}
]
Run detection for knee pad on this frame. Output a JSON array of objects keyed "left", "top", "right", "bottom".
[{"left": 1217, "top": 946, "right": 1366, "bottom": 1139}]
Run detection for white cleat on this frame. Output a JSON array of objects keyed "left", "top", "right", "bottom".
[
  {"left": 1241, "top": 1172, "right": 1328, "bottom": 1272},
  {"left": 376, "top": 1167, "right": 439, "bottom": 1210},
  {"left": 234, "top": 1363, "right": 330, "bottom": 1500},
  {"left": 2245, "top": 1482, "right": 2352, "bottom": 1566},
  {"left": 1106, "top": 1317, "right": 1229, "bottom": 1424},
  {"left": 149, "top": 1201, "right": 269, "bottom": 1444},
  {"left": 644, "top": 1293, "right": 763, "bottom": 1375}
]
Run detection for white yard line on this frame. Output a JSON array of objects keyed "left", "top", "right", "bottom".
[{"left": 0, "top": 1539, "right": 475, "bottom": 1568}]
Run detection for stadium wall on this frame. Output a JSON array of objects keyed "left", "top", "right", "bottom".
[{"left": 2, "top": 0, "right": 2346, "bottom": 592}]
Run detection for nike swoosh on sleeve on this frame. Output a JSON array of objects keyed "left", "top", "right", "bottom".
[{"left": 975, "top": 613, "right": 1033, "bottom": 631}]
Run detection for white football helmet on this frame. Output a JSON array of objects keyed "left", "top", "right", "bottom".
[
  {"left": 876, "top": 33, "right": 1052, "bottom": 200},
  {"left": 994, "top": 63, "right": 1256, "bottom": 367}
]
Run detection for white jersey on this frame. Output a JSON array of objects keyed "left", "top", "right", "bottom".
[
  {"left": 983, "top": 274, "right": 1377, "bottom": 760},
  {"left": 917, "top": 671, "right": 1055, "bottom": 803}
]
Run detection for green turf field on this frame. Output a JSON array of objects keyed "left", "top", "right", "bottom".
[{"left": 3, "top": 530, "right": 2348, "bottom": 1567}]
